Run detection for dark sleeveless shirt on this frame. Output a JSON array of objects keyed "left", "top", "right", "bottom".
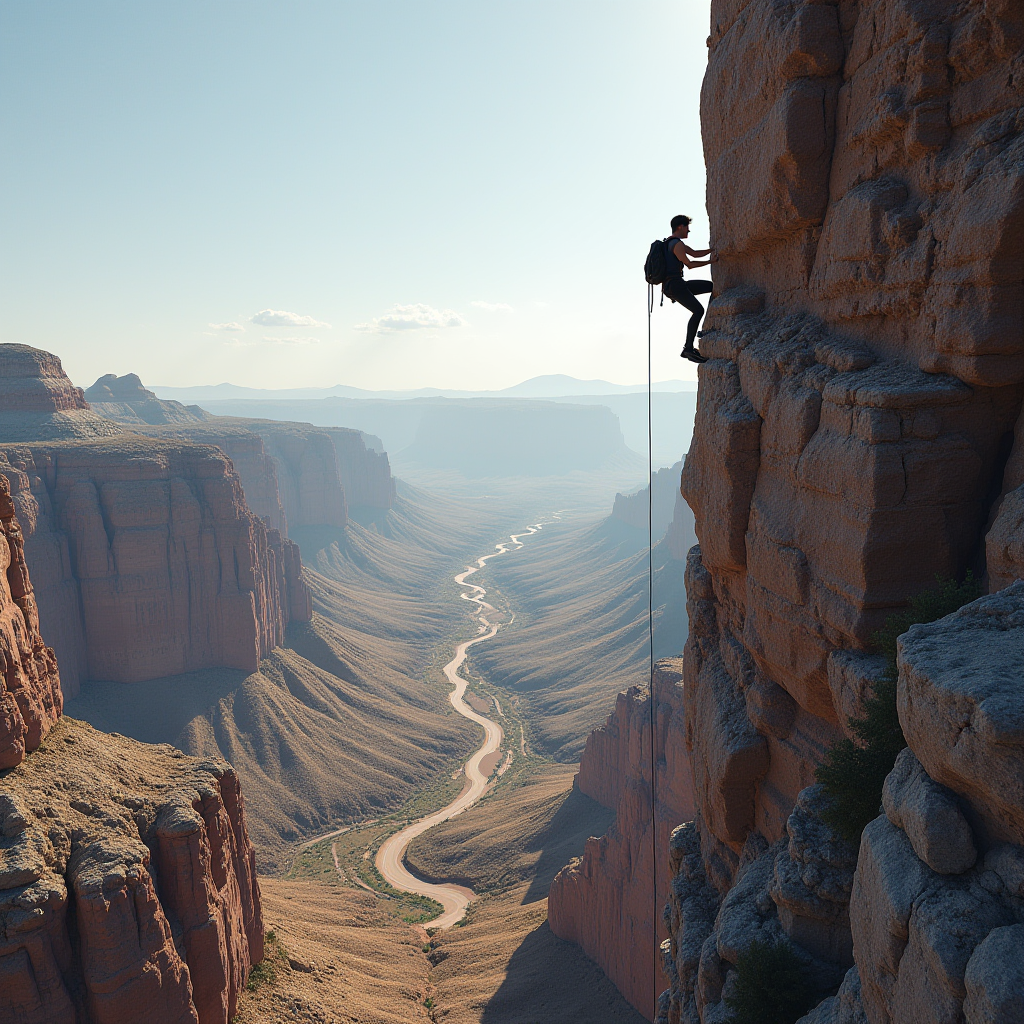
[{"left": 665, "top": 237, "right": 685, "bottom": 280}]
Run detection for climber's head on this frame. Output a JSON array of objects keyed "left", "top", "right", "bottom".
[{"left": 670, "top": 214, "right": 691, "bottom": 239}]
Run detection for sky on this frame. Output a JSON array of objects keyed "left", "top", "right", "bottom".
[{"left": 1, "top": 1, "right": 713, "bottom": 393}]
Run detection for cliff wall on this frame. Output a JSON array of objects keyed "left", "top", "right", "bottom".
[
  {"left": 0, "top": 474, "right": 62, "bottom": 768},
  {"left": 651, "top": 1, "right": 1024, "bottom": 1021},
  {"left": 325, "top": 426, "right": 395, "bottom": 510},
  {"left": 0, "top": 717, "right": 264, "bottom": 1024},
  {"left": 0, "top": 345, "right": 123, "bottom": 442},
  {"left": 0, "top": 439, "right": 310, "bottom": 693},
  {"left": 549, "top": 660, "right": 695, "bottom": 1020},
  {"left": 612, "top": 463, "right": 684, "bottom": 538}
]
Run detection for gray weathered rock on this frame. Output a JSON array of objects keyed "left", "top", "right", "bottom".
[
  {"left": 772, "top": 785, "right": 858, "bottom": 965},
  {"left": 850, "top": 815, "right": 936, "bottom": 1023},
  {"left": 898, "top": 582, "right": 1024, "bottom": 848},
  {"left": 882, "top": 748, "right": 977, "bottom": 875},
  {"left": 963, "top": 924, "right": 1024, "bottom": 1024},
  {"left": 889, "top": 885, "right": 1015, "bottom": 1024},
  {"left": 827, "top": 651, "right": 887, "bottom": 739}
]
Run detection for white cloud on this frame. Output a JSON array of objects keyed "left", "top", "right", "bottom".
[
  {"left": 209, "top": 321, "right": 246, "bottom": 332},
  {"left": 354, "top": 303, "right": 466, "bottom": 333},
  {"left": 251, "top": 309, "right": 331, "bottom": 328},
  {"left": 471, "top": 301, "right": 513, "bottom": 312}
]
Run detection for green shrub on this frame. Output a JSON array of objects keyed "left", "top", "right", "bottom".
[
  {"left": 724, "top": 939, "right": 814, "bottom": 1024},
  {"left": 816, "top": 573, "right": 981, "bottom": 842}
]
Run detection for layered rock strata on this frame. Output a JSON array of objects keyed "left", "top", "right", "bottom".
[
  {"left": 0, "top": 715, "right": 264, "bottom": 1024},
  {"left": 0, "top": 440, "right": 310, "bottom": 692},
  {"left": 325, "top": 426, "right": 395, "bottom": 510},
  {"left": 549, "top": 660, "right": 695, "bottom": 1020},
  {"left": 653, "top": 0, "right": 1024, "bottom": 1020},
  {"left": 0, "top": 346, "right": 122, "bottom": 442},
  {"left": 0, "top": 474, "right": 62, "bottom": 768},
  {"left": 84, "top": 373, "right": 210, "bottom": 426}
]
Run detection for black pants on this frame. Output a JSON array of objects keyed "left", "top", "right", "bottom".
[{"left": 663, "top": 278, "right": 713, "bottom": 349}]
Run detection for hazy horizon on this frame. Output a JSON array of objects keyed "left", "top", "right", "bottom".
[{"left": 2, "top": 1, "right": 712, "bottom": 394}]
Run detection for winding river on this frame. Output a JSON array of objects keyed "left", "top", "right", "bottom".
[{"left": 375, "top": 518, "right": 556, "bottom": 928}]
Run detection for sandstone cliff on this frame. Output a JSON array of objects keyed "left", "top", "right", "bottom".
[
  {"left": 0, "top": 716, "right": 264, "bottom": 1024},
  {"left": 0, "top": 440, "right": 310, "bottom": 694},
  {"left": 84, "top": 373, "right": 210, "bottom": 426},
  {"left": 649, "top": 1, "right": 1024, "bottom": 1021},
  {"left": 325, "top": 426, "right": 395, "bottom": 510},
  {"left": 612, "top": 463, "right": 685, "bottom": 538},
  {"left": 0, "top": 345, "right": 123, "bottom": 441},
  {"left": 0, "top": 474, "right": 62, "bottom": 768},
  {"left": 549, "top": 660, "right": 695, "bottom": 1020}
]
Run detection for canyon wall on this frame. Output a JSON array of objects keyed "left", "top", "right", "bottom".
[
  {"left": 549, "top": 660, "right": 695, "bottom": 1020},
  {"left": 0, "top": 349, "right": 312, "bottom": 695},
  {"left": 0, "top": 474, "right": 62, "bottom": 768},
  {"left": 612, "top": 462, "right": 685, "bottom": 539},
  {"left": 0, "top": 471, "right": 264, "bottom": 1023},
  {"left": 325, "top": 426, "right": 395, "bottom": 510},
  {"left": 0, "top": 440, "right": 310, "bottom": 694},
  {"left": 0, "top": 716, "right": 264, "bottom": 1024},
  {"left": 652, "top": 1, "right": 1024, "bottom": 1022}
]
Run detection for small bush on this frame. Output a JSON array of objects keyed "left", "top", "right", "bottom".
[
  {"left": 724, "top": 939, "right": 814, "bottom": 1024},
  {"left": 816, "top": 573, "right": 981, "bottom": 842}
]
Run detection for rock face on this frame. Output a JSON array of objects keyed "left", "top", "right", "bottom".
[
  {"left": 612, "top": 463, "right": 685, "bottom": 538},
  {"left": 0, "top": 346, "right": 123, "bottom": 441},
  {"left": 650, "top": 2, "right": 1024, "bottom": 1022},
  {"left": 0, "top": 474, "right": 62, "bottom": 769},
  {"left": 137, "top": 423, "right": 290, "bottom": 535},
  {"left": 548, "top": 660, "right": 695, "bottom": 1020},
  {"left": 0, "top": 715, "right": 263, "bottom": 1024},
  {"left": 325, "top": 427, "right": 395, "bottom": 510},
  {"left": 0, "top": 440, "right": 311, "bottom": 694},
  {"left": 84, "top": 373, "right": 210, "bottom": 426},
  {"left": 847, "top": 585, "right": 1024, "bottom": 1024},
  {"left": 142, "top": 418, "right": 349, "bottom": 536}
]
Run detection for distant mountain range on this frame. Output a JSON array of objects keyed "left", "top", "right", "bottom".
[{"left": 148, "top": 373, "right": 697, "bottom": 403}]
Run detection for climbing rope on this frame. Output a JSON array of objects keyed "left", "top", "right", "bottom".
[{"left": 647, "top": 281, "right": 659, "bottom": 1017}]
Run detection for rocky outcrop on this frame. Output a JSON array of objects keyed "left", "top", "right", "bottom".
[
  {"left": 612, "top": 463, "right": 684, "bottom": 539},
  {"left": 0, "top": 715, "right": 263, "bottom": 1024},
  {"left": 549, "top": 660, "right": 694, "bottom": 1020},
  {"left": 0, "top": 346, "right": 122, "bottom": 442},
  {"left": 845, "top": 585, "right": 1024, "bottom": 1024},
  {"left": 325, "top": 427, "right": 395, "bottom": 510},
  {"left": 651, "top": 1, "right": 1024, "bottom": 1021},
  {"left": 0, "top": 440, "right": 311, "bottom": 693},
  {"left": 0, "top": 474, "right": 62, "bottom": 768},
  {"left": 84, "top": 373, "right": 210, "bottom": 426}
]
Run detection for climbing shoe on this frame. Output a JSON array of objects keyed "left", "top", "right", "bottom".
[{"left": 681, "top": 347, "right": 708, "bottom": 364}]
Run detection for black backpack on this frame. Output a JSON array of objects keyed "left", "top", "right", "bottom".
[{"left": 644, "top": 238, "right": 671, "bottom": 285}]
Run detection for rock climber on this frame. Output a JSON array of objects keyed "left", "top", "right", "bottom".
[{"left": 663, "top": 214, "right": 718, "bottom": 364}]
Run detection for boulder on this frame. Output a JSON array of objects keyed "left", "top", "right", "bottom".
[
  {"left": 898, "top": 583, "right": 1024, "bottom": 847},
  {"left": 882, "top": 748, "right": 977, "bottom": 875},
  {"left": 963, "top": 924, "right": 1024, "bottom": 1024}
]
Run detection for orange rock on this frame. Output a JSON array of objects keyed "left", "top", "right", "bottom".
[
  {"left": 0, "top": 440, "right": 310, "bottom": 688},
  {"left": 0, "top": 473, "right": 62, "bottom": 768},
  {"left": 0, "top": 718, "right": 264, "bottom": 1024}
]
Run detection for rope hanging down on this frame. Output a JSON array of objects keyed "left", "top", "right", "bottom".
[{"left": 647, "top": 282, "right": 658, "bottom": 1016}]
